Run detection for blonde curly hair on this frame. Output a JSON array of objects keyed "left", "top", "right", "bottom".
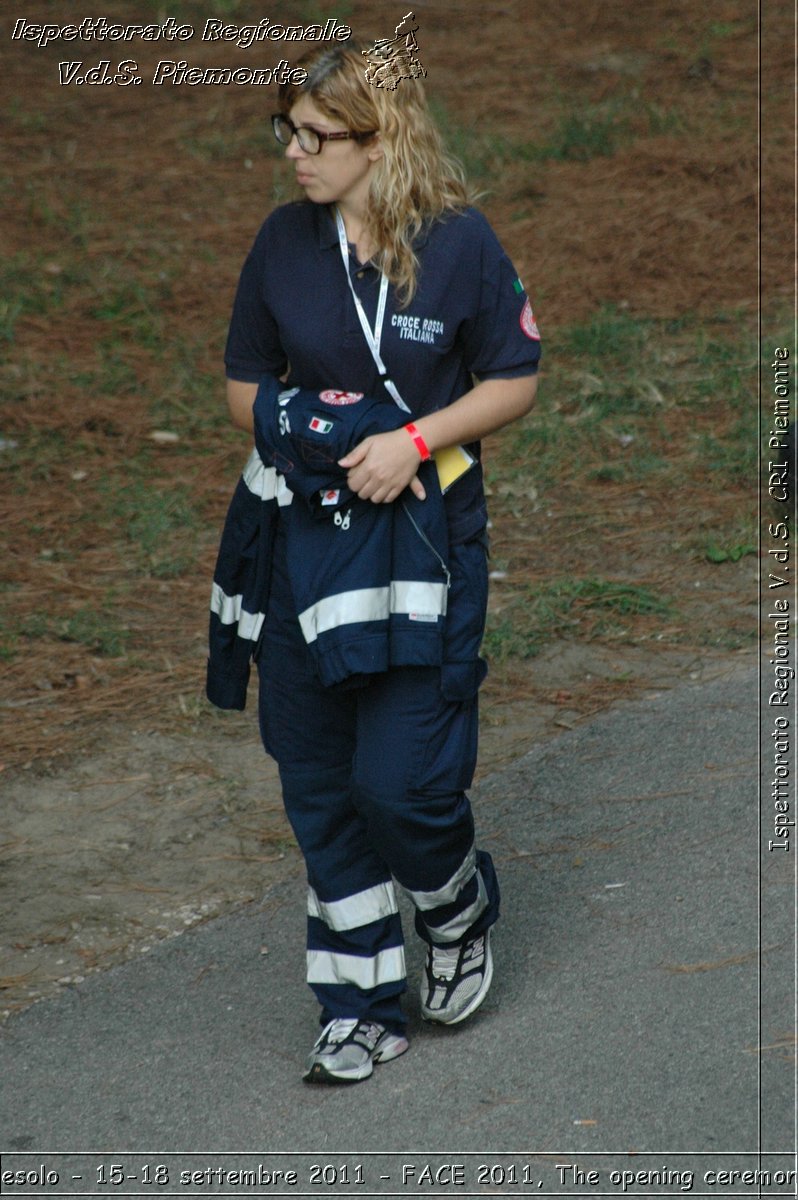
[{"left": 278, "top": 45, "right": 471, "bottom": 305}]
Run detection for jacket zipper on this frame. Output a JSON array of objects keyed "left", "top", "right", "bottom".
[{"left": 400, "top": 501, "right": 451, "bottom": 590}]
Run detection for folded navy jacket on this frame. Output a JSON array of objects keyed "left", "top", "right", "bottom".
[{"left": 207, "top": 377, "right": 451, "bottom": 707}]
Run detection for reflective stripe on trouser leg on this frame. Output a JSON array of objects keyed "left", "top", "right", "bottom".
[
  {"left": 275, "top": 758, "right": 409, "bottom": 1032},
  {"left": 351, "top": 666, "right": 501, "bottom": 947},
  {"left": 307, "top": 880, "right": 399, "bottom": 930},
  {"left": 305, "top": 878, "right": 408, "bottom": 1028},
  {"left": 402, "top": 844, "right": 497, "bottom": 945},
  {"left": 307, "top": 947, "right": 406, "bottom": 988}
]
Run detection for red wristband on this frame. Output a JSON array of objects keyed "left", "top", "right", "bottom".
[{"left": 404, "top": 422, "right": 432, "bottom": 462}]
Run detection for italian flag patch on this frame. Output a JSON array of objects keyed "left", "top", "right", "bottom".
[
  {"left": 513, "top": 277, "right": 525, "bottom": 295},
  {"left": 309, "top": 416, "right": 334, "bottom": 434}
]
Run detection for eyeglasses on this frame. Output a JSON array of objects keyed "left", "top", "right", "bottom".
[{"left": 271, "top": 113, "right": 377, "bottom": 156}]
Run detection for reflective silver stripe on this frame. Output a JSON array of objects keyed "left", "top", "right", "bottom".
[
  {"left": 276, "top": 476, "right": 294, "bottom": 507},
  {"left": 307, "top": 881, "right": 399, "bottom": 932},
  {"left": 391, "top": 579, "right": 448, "bottom": 618},
  {"left": 298, "top": 581, "right": 448, "bottom": 644},
  {"left": 241, "top": 447, "right": 293, "bottom": 506},
  {"left": 299, "top": 587, "right": 389, "bottom": 643},
  {"left": 306, "top": 946, "right": 406, "bottom": 988},
  {"left": 242, "top": 448, "right": 277, "bottom": 497},
  {"left": 209, "top": 582, "right": 264, "bottom": 643},
  {"left": 403, "top": 845, "right": 478, "bottom": 912},
  {"left": 423, "top": 871, "right": 488, "bottom": 943}
]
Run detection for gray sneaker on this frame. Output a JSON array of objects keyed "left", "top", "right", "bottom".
[
  {"left": 303, "top": 1018, "right": 409, "bottom": 1084},
  {"left": 420, "top": 929, "right": 493, "bottom": 1024}
]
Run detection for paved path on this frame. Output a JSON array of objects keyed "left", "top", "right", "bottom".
[{"left": 2, "top": 665, "right": 794, "bottom": 1194}]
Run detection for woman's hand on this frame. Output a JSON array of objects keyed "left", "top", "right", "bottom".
[{"left": 338, "top": 428, "right": 426, "bottom": 504}]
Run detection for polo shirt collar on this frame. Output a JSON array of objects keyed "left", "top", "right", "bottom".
[
  {"left": 317, "top": 204, "right": 380, "bottom": 276},
  {"left": 315, "top": 202, "right": 433, "bottom": 256}
]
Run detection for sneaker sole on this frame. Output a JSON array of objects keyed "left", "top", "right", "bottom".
[
  {"left": 303, "top": 1034, "right": 409, "bottom": 1085},
  {"left": 420, "top": 937, "right": 494, "bottom": 1026}
]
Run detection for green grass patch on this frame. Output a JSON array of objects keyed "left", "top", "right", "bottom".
[
  {"left": 704, "top": 540, "right": 757, "bottom": 563},
  {"left": 24, "top": 187, "right": 93, "bottom": 248},
  {"left": 18, "top": 607, "right": 130, "bottom": 657},
  {"left": 678, "top": 508, "right": 757, "bottom": 563},
  {"left": 0, "top": 297, "right": 24, "bottom": 343},
  {"left": 0, "top": 614, "right": 18, "bottom": 661},
  {"left": 0, "top": 253, "right": 92, "bottom": 339},
  {"left": 533, "top": 102, "right": 629, "bottom": 162},
  {"left": 429, "top": 100, "right": 559, "bottom": 182},
  {"left": 707, "top": 21, "right": 740, "bottom": 38},
  {"left": 99, "top": 477, "right": 201, "bottom": 577},
  {"left": 148, "top": 330, "right": 234, "bottom": 439},
  {"left": 90, "top": 280, "right": 165, "bottom": 350},
  {"left": 691, "top": 330, "right": 753, "bottom": 410},
  {"left": 587, "top": 453, "right": 668, "bottom": 483},
  {"left": 483, "top": 578, "right": 672, "bottom": 662},
  {"left": 562, "top": 304, "right": 651, "bottom": 360},
  {"left": 490, "top": 306, "right": 755, "bottom": 495},
  {"left": 697, "top": 416, "right": 755, "bottom": 487},
  {"left": 531, "top": 96, "right": 685, "bottom": 163},
  {"left": 4, "top": 100, "right": 47, "bottom": 133},
  {"left": 0, "top": 428, "right": 76, "bottom": 485},
  {"left": 695, "top": 624, "right": 757, "bottom": 651},
  {"left": 431, "top": 92, "right": 686, "bottom": 182},
  {"left": 182, "top": 120, "right": 274, "bottom": 164},
  {"left": 71, "top": 340, "right": 142, "bottom": 397}
]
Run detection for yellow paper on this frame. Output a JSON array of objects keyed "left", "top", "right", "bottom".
[{"left": 434, "top": 444, "right": 476, "bottom": 493}]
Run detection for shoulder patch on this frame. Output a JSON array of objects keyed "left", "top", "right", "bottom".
[{"left": 520, "top": 298, "right": 540, "bottom": 341}]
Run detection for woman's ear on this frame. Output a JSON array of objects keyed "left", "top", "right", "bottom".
[{"left": 366, "top": 134, "right": 384, "bottom": 162}]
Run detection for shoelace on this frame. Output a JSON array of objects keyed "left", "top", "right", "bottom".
[
  {"left": 321, "top": 1018, "right": 382, "bottom": 1047},
  {"left": 322, "top": 1018, "right": 359, "bottom": 1044},
  {"left": 429, "top": 944, "right": 461, "bottom": 981},
  {"left": 430, "top": 936, "right": 484, "bottom": 981}
]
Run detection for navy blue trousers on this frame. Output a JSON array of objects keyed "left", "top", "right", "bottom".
[{"left": 257, "top": 528, "right": 500, "bottom": 1034}]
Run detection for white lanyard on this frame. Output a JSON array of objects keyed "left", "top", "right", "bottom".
[{"left": 334, "top": 206, "right": 410, "bottom": 414}]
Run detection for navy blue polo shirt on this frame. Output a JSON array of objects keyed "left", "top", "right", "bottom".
[{"left": 225, "top": 201, "right": 540, "bottom": 541}]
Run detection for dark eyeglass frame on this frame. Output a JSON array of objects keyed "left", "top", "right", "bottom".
[{"left": 271, "top": 113, "right": 377, "bottom": 155}]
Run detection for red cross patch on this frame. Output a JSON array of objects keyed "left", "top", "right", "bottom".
[
  {"left": 520, "top": 299, "right": 540, "bottom": 341},
  {"left": 319, "top": 390, "right": 364, "bottom": 406}
]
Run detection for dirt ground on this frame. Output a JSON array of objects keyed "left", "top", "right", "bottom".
[{"left": 0, "top": 1, "right": 788, "bottom": 1017}]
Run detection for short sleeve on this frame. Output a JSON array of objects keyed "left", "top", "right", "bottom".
[
  {"left": 458, "top": 214, "right": 541, "bottom": 381},
  {"left": 224, "top": 218, "right": 289, "bottom": 383}
]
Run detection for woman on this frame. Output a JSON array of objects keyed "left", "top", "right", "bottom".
[{"left": 220, "top": 43, "right": 540, "bottom": 1084}]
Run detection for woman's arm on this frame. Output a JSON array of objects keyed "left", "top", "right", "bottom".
[
  {"left": 227, "top": 379, "right": 258, "bottom": 433},
  {"left": 339, "top": 374, "right": 538, "bottom": 504}
]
